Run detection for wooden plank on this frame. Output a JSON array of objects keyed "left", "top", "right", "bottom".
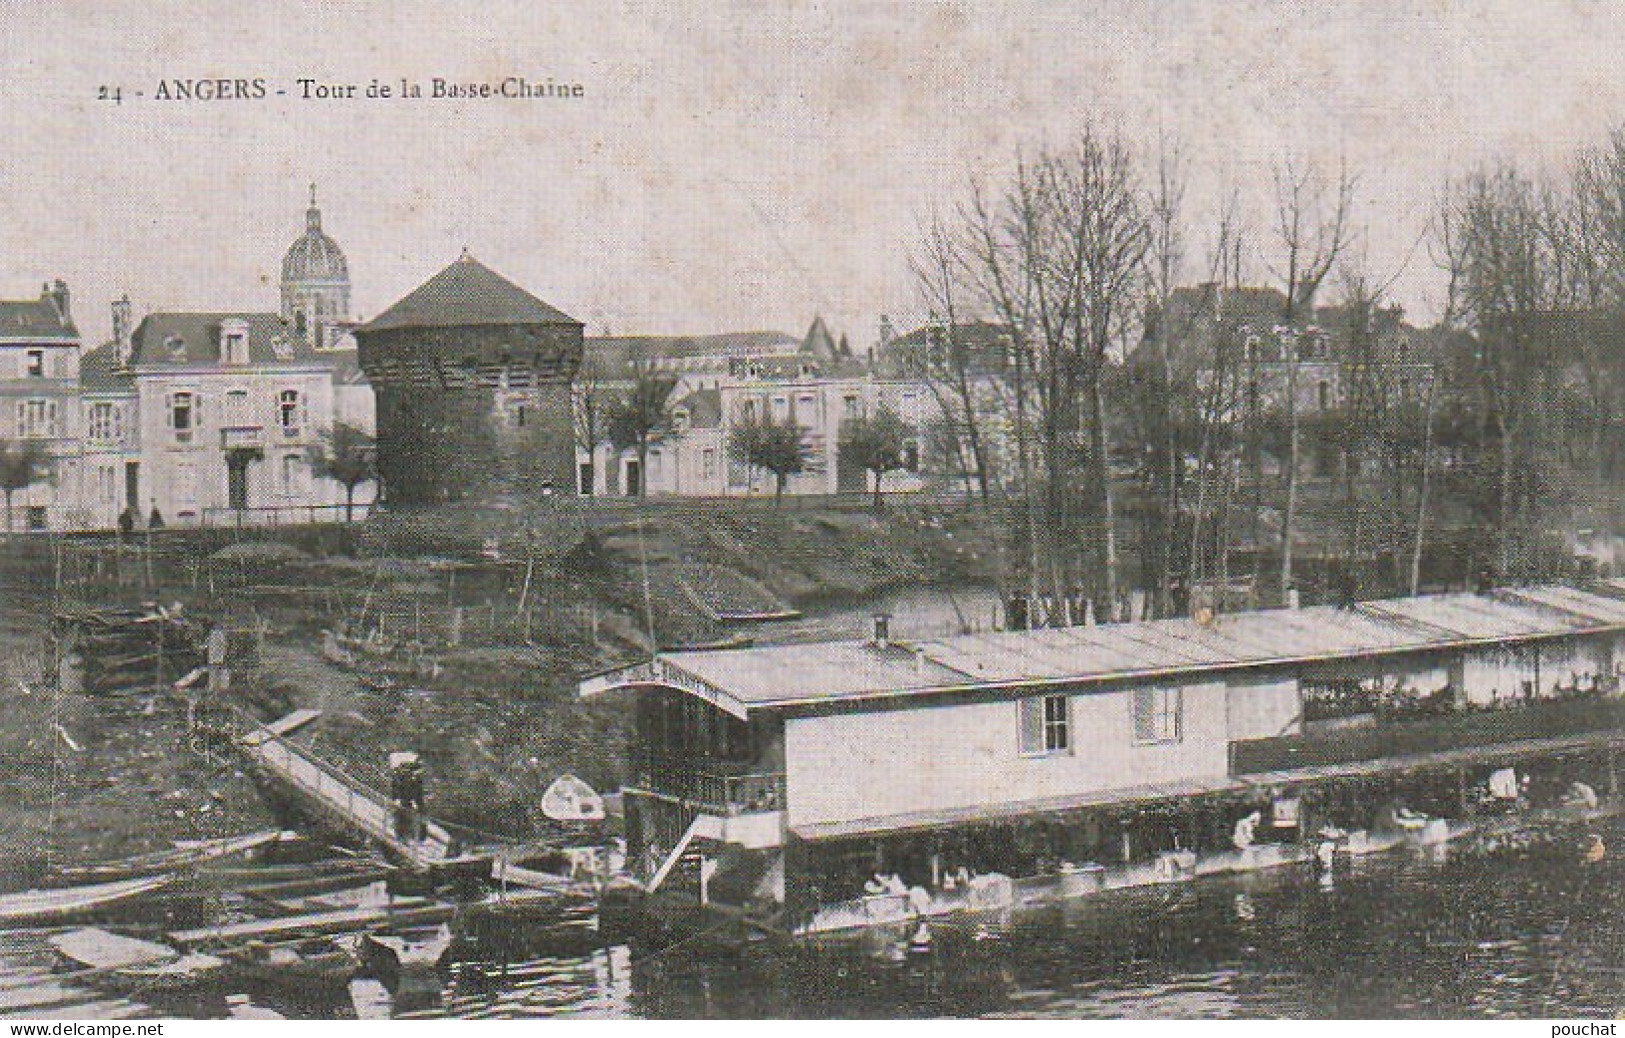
[
  {"left": 169, "top": 889, "right": 561, "bottom": 947},
  {"left": 0, "top": 875, "right": 174, "bottom": 926},
  {"left": 168, "top": 900, "right": 456, "bottom": 947},
  {"left": 240, "top": 709, "right": 323, "bottom": 747}
]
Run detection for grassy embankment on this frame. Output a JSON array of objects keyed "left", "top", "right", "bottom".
[{"left": 0, "top": 498, "right": 1002, "bottom": 877}]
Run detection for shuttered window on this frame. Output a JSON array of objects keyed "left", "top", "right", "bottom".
[{"left": 1019, "top": 694, "right": 1071, "bottom": 756}]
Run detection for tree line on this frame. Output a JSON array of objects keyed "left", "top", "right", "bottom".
[{"left": 911, "top": 124, "right": 1625, "bottom": 619}]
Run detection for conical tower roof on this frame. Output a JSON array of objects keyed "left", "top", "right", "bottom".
[{"left": 359, "top": 252, "right": 579, "bottom": 333}]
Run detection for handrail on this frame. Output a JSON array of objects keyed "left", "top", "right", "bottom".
[{"left": 237, "top": 717, "right": 446, "bottom": 856}]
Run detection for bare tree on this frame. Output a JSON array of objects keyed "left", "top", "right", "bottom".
[
  {"left": 1269, "top": 158, "right": 1357, "bottom": 598},
  {"left": 1439, "top": 163, "right": 1563, "bottom": 580},
  {"left": 910, "top": 216, "right": 994, "bottom": 502},
  {"left": 1053, "top": 130, "right": 1152, "bottom": 608},
  {"left": 606, "top": 349, "right": 675, "bottom": 498},
  {"left": 953, "top": 129, "right": 1153, "bottom": 613},
  {"left": 571, "top": 353, "right": 611, "bottom": 494}
]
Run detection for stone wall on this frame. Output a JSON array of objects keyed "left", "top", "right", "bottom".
[{"left": 359, "top": 321, "right": 582, "bottom": 505}]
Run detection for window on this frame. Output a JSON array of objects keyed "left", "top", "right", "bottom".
[
  {"left": 700, "top": 448, "right": 717, "bottom": 481},
  {"left": 168, "top": 391, "right": 195, "bottom": 442},
  {"left": 88, "top": 402, "right": 122, "bottom": 442},
  {"left": 1133, "top": 686, "right": 1183, "bottom": 744},
  {"left": 278, "top": 390, "right": 302, "bottom": 436},
  {"left": 280, "top": 453, "right": 308, "bottom": 496},
  {"left": 1317, "top": 380, "right": 1331, "bottom": 410},
  {"left": 222, "top": 333, "right": 248, "bottom": 365},
  {"left": 96, "top": 464, "right": 118, "bottom": 506},
  {"left": 16, "top": 399, "right": 57, "bottom": 438},
  {"left": 514, "top": 403, "right": 528, "bottom": 428},
  {"left": 1019, "top": 694, "right": 1071, "bottom": 755},
  {"left": 174, "top": 460, "right": 198, "bottom": 508},
  {"left": 25, "top": 350, "right": 44, "bottom": 377},
  {"left": 224, "top": 389, "right": 249, "bottom": 426},
  {"left": 902, "top": 439, "right": 920, "bottom": 473}
]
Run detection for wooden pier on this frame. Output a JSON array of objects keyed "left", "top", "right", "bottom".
[{"left": 236, "top": 711, "right": 461, "bottom": 870}]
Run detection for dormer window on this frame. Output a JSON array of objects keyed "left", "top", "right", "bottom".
[
  {"left": 271, "top": 337, "right": 294, "bottom": 361},
  {"left": 216, "top": 319, "right": 251, "bottom": 365},
  {"left": 165, "top": 336, "right": 187, "bottom": 362},
  {"left": 671, "top": 408, "right": 690, "bottom": 434}
]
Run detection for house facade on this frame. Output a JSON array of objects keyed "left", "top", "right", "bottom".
[
  {"left": 0, "top": 282, "right": 82, "bottom": 531},
  {"left": 2, "top": 193, "right": 377, "bottom": 532},
  {"left": 578, "top": 318, "right": 948, "bottom": 498},
  {"left": 126, "top": 311, "right": 340, "bottom": 525}
]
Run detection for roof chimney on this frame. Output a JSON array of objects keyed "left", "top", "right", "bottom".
[
  {"left": 46, "top": 279, "right": 70, "bottom": 324},
  {"left": 871, "top": 613, "right": 891, "bottom": 650},
  {"left": 111, "top": 296, "right": 133, "bottom": 366}
]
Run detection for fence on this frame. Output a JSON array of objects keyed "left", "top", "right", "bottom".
[{"left": 200, "top": 502, "right": 374, "bottom": 527}]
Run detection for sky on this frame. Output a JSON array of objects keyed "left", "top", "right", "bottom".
[{"left": 2, "top": 0, "right": 1624, "bottom": 347}]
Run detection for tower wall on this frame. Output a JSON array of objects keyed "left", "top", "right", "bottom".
[{"left": 358, "top": 321, "right": 582, "bottom": 505}]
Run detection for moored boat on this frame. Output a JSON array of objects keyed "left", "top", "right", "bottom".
[
  {"left": 0, "top": 875, "right": 175, "bottom": 926},
  {"left": 48, "top": 927, "right": 223, "bottom": 992}
]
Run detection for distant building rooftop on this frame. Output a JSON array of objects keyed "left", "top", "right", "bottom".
[{"left": 129, "top": 312, "right": 320, "bottom": 368}]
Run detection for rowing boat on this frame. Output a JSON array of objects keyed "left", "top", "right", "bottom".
[
  {"left": 54, "top": 830, "right": 293, "bottom": 883},
  {"left": 48, "top": 927, "right": 223, "bottom": 992},
  {"left": 0, "top": 875, "right": 174, "bottom": 926}
]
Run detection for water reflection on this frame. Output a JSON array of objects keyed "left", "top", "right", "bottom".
[{"left": 1, "top": 823, "right": 1620, "bottom": 1019}]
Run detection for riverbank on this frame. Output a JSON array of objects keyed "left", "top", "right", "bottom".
[{"left": 0, "top": 501, "right": 1005, "bottom": 879}]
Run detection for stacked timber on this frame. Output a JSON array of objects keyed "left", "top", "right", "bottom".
[{"left": 55, "top": 607, "right": 205, "bottom": 695}]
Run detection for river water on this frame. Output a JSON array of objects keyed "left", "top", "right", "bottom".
[{"left": 2, "top": 820, "right": 1621, "bottom": 1019}]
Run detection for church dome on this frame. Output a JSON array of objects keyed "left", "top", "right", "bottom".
[{"left": 282, "top": 187, "right": 349, "bottom": 284}]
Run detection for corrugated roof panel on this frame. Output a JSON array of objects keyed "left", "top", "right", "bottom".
[
  {"left": 581, "top": 584, "right": 1625, "bottom": 711},
  {"left": 1363, "top": 594, "right": 1563, "bottom": 640},
  {"left": 1502, "top": 586, "right": 1625, "bottom": 626}
]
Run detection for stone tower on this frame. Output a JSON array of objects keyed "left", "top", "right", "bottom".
[
  {"left": 280, "top": 184, "right": 351, "bottom": 347},
  {"left": 355, "top": 253, "right": 584, "bottom": 506}
]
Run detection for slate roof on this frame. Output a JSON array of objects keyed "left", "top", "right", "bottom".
[
  {"left": 801, "top": 315, "right": 842, "bottom": 360},
  {"left": 129, "top": 313, "right": 321, "bottom": 368},
  {"left": 0, "top": 295, "right": 77, "bottom": 340},
  {"left": 583, "top": 331, "right": 798, "bottom": 379},
  {"left": 877, "top": 320, "right": 1011, "bottom": 377},
  {"left": 581, "top": 583, "right": 1625, "bottom": 716},
  {"left": 670, "top": 388, "right": 722, "bottom": 429},
  {"left": 359, "top": 254, "right": 579, "bottom": 333},
  {"left": 78, "top": 341, "right": 134, "bottom": 394}
]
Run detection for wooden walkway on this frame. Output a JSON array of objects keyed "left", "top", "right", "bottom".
[{"left": 238, "top": 712, "right": 458, "bottom": 869}]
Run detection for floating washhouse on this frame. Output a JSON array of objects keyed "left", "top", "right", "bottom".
[{"left": 580, "top": 582, "right": 1625, "bottom": 929}]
